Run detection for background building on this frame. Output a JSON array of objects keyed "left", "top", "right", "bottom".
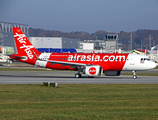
[
  {"left": 105, "top": 34, "right": 118, "bottom": 50},
  {"left": 0, "top": 22, "right": 29, "bottom": 61},
  {"left": 77, "top": 40, "right": 106, "bottom": 53},
  {"left": 0, "top": 21, "right": 29, "bottom": 47},
  {"left": 79, "top": 40, "right": 105, "bottom": 49},
  {"left": 29, "top": 37, "right": 80, "bottom": 53}
]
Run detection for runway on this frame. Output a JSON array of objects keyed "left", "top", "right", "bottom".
[{"left": 0, "top": 70, "right": 158, "bottom": 84}]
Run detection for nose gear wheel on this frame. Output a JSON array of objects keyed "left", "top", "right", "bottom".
[{"left": 132, "top": 71, "right": 137, "bottom": 79}]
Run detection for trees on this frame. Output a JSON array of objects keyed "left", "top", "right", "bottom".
[{"left": 29, "top": 28, "right": 158, "bottom": 50}]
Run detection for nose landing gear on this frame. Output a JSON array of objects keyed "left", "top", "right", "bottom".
[{"left": 132, "top": 71, "right": 137, "bottom": 79}]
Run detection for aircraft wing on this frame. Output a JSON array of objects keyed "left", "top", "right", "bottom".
[
  {"left": 47, "top": 60, "right": 86, "bottom": 68},
  {"left": 31, "top": 50, "right": 87, "bottom": 67}
]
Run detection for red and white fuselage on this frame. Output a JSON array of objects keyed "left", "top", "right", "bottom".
[{"left": 10, "top": 28, "right": 156, "bottom": 78}]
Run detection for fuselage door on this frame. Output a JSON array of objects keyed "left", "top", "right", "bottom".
[{"left": 130, "top": 54, "right": 135, "bottom": 65}]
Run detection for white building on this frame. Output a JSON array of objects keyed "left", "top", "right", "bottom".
[{"left": 83, "top": 43, "right": 94, "bottom": 50}]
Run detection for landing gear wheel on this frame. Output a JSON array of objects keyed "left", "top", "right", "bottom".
[
  {"left": 75, "top": 74, "right": 82, "bottom": 78},
  {"left": 133, "top": 75, "right": 137, "bottom": 79}
]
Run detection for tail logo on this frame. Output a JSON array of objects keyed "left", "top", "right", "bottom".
[
  {"left": 14, "top": 33, "right": 26, "bottom": 43},
  {"left": 20, "top": 45, "right": 34, "bottom": 59},
  {"left": 14, "top": 33, "right": 34, "bottom": 59}
]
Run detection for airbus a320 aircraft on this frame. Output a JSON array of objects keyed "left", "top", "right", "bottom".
[{"left": 10, "top": 28, "right": 156, "bottom": 79}]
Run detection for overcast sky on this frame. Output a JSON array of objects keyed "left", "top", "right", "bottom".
[{"left": 0, "top": 0, "right": 158, "bottom": 33}]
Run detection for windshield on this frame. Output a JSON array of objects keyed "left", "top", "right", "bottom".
[{"left": 141, "top": 58, "right": 150, "bottom": 61}]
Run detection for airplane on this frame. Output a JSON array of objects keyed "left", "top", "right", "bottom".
[{"left": 9, "top": 27, "right": 156, "bottom": 79}]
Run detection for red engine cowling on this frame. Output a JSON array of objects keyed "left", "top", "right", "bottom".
[{"left": 84, "top": 65, "right": 103, "bottom": 76}]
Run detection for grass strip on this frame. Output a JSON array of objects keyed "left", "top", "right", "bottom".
[{"left": 0, "top": 84, "right": 158, "bottom": 120}]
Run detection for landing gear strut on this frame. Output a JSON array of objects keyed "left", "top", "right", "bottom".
[
  {"left": 132, "top": 71, "right": 137, "bottom": 79},
  {"left": 75, "top": 67, "right": 82, "bottom": 78}
]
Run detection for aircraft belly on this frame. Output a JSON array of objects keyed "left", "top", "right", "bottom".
[
  {"left": 102, "top": 61, "right": 126, "bottom": 71},
  {"left": 46, "top": 63, "right": 77, "bottom": 70}
]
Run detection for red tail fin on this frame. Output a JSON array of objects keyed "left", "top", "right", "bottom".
[{"left": 12, "top": 27, "right": 40, "bottom": 59}]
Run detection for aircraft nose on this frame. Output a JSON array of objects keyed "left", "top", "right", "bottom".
[{"left": 151, "top": 61, "right": 157, "bottom": 69}]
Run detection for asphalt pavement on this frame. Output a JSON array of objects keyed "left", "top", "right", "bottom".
[{"left": 0, "top": 70, "right": 157, "bottom": 84}]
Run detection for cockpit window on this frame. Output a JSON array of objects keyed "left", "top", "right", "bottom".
[
  {"left": 144, "top": 58, "right": 150, "bottom": 61},
  {"left": 140, "top": 58, "right": 150, "bottom": 62}
]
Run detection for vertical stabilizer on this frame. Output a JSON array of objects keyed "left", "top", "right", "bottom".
[{"left": 12, "top": 27, "right": 40, "bottom": 60}]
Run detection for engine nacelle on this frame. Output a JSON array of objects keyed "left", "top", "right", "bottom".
[
  {"left": 104, "top": 71, "right": 121, "bottom": 76},
  {"left": 84, "top": 65, "right": 103, "bottom": 76}
]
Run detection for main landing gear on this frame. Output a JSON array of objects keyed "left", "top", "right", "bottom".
[
  {"left": 132, "top": 71, "right": 137, "bottom": 79},
  {"left": 75, "top": 67, "right": 82, "bottom": 78},
  {"left": 75, "top": 73, "right": 82, "bottom": 78}
]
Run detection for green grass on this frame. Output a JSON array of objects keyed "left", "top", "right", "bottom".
[
  {"left": 0, "top": 84, "right": 158, "bottom": 120},
  {"left": 155, "top": 66, "right": 158, "bottom": 69}
]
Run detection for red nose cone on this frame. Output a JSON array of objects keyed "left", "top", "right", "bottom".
[{"left": 89, "top": 67, "right": 96, "bottom": 75}]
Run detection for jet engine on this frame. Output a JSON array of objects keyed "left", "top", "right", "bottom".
[
  {"left": 84, "top": 65, "right": 103, "bottom": 76},
  {"left": 103, "top": 71, "right": 121, "bottom": 76}
]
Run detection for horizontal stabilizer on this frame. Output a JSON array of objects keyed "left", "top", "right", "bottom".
[{"left": 9, "top": 55, "right": 27, "bottom": 60}]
